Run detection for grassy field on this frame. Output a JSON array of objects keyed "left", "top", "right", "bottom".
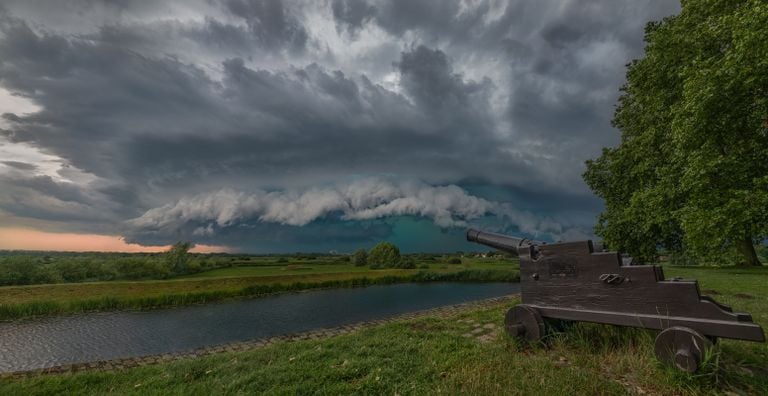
[
  {"left": 175, "top": 258, "right": 513, "bottom": 279},
  {"left": 0, "top": 257, "right": 518, "bottom": 320},
  {"left": 0, "top": 266, "right": 765, "bottom": 395},
  {"left": 173, "top": 263, "right": 373, "bottom": 278}
]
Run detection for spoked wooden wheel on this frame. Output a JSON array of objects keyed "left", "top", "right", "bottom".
[
  {"left": 504, "top": 304, "right": 545, "bottom": 342},
  {"left": 654, "top": 326, "right": 712, "bottom": 373}
]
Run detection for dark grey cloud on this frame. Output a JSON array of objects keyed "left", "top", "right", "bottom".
[
  {"left": 222, "top": 0, "right": 308, "bottom": 53},
  {"left": 372, "top": 0, "right": 470, "bottom": 39},
  {"left": 0, "top": 173, "right": 119, "bottom": 224},
  {"left": 192, "top": 17, "right": 252, "bottom": 51},
  {"left": 0, "top": 1, "right": 680, "bottom": 251},
  {"left": 397, "top": 45, "right": 491, "bottom": 120},
  {"left": 331, "top": 0, "right": 376, "bottom": 38}
]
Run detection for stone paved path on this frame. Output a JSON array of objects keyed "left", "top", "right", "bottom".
[{"left": 1, "top": 294, "right": 518, "bottom": 378}]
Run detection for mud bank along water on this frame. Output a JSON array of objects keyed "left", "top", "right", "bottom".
[{"left": 0, "top": 282, "right": 520, "bottom": 372}]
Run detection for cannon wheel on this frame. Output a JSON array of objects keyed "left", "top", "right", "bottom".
[
  {"left": 505, "top": 304, "right": 545, "bottom": 342},
  {"left": 654, "top": 326, "right": 712, "bottom": 373}
]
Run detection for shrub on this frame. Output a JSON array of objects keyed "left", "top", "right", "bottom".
[
  {"left": 30, "top": 265, "right": 63, "bottom": 284},
  {"left": 397, "top": 258, "right": 416, "bottom": 269},
  {"left": 353, "top": 249, "right": 368, "bottom": 266},
  {"left": 54, "top": 259, "right": 89, "bottom": 282},
  {"left": 367, "top": 242, "right": 401, "bottom": 268},
  {"left": 186, "top": 259, "right": 202, "bottom": 273},
  {"left": 166, "top": 242, "right": 191, "bottom": 274},
  {"left": 0, "top": 257, "right": 38, "bottom": 285},
  {"left": 447, "top": 257, "right": 462, "bottom": 264},
  {"left": 0, "top": 250, "right": 239, "bottom": 286}
]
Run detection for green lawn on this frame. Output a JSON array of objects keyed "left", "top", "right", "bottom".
[{"left": 1, "top": 266, "right": 765, "bottom": 395}]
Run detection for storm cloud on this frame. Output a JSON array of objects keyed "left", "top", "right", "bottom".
[
  {"left": 0, "top": 1, "right": 680, "bottom": 252},
  {"left": 128, "top": 178, "right": 555, "bottom": 233}
]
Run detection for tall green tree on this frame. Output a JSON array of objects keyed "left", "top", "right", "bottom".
[
  {"left": 584, "top": 0, "right": 768, "bottom": 266},
  {"left": 166, "top": 242, "right": 192, "bottom": 274}
]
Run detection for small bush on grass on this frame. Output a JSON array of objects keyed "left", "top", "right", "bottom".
[
  {"left": 395, "top": 258, "right": 416, "bottom": 269},
  {"left": 368, "top": 242, "right": 401, "bottom": 267},
  {"left": 353, "top": 249, "right": 368, "bottom": 267}
]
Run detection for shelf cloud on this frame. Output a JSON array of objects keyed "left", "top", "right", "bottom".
[
  {"left": 128, "top": 177, "right": 557, "bottom": 233},
  {"left": 0, "top": 0, "right": 680, "bottom": 252}
]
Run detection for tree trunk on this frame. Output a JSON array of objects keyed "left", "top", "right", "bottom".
[{"left": 735, "top": 236, "right": 761, "bottom": 267}]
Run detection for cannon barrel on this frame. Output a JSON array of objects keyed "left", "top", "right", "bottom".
[{"left": 466, "top": 228, "right": 542, "bottom": 256}]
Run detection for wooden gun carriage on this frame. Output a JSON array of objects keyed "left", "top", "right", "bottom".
[{"left": 466, "top": 229, "right": 765, "bottom": 372}]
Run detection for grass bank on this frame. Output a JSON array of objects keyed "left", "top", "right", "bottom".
[
  {"left": 0, "top": 269, "right": 519, "bottom": 321},
  {"left": 1, "top": 266, "right": 765, "bottom": 395}
]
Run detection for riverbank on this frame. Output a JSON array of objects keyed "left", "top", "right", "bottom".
[
  {"left": 0, "top": 294, "right": 519, "bottom": 378},
  {"left": 1, "top": 266, "right": 765, "bottom": 395},
  {"left": 0, "top": 268, "right": 519, "bottom": 321}
]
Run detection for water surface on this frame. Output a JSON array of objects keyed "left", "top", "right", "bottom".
[{"left": 0, "top": 282, "right": 519, "bottom": 372}]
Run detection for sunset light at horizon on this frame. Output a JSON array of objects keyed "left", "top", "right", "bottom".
[{"left": 0, "top": 228, "right": 230, "bottom": 253}]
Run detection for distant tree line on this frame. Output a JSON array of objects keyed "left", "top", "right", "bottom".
[
  {"left": 0, "top": 242, "right": 232, "bottom": 286},
  {"left": 0, "top": 241, "right": 523, "bottom": 287},
  {"left": 353, "top": 242, "right": 494, "bottom": 269}
]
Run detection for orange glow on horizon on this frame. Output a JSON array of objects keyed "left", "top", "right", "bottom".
[{"left": 0, "top": 227, "right": 230, "bottom": 253}]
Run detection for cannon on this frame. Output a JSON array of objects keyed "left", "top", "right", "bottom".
[{"left": 466, "top": 228, "right": 765, "bottom": 372}]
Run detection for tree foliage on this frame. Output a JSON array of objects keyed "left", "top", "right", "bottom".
[
  {"left": 0, "top": 251, "right": 233, "bottom": 286},
  {"left": 352, "top": 248, "right": 368, "bottom": 266},
  {"left": 584, "top": 0, "right": 768, "bottom": 265},
  {"left": 166, "top": 242, "right": 192, "bottom": 273},
  {"left": 367, "top": 242, "right": 401, "bottom": 268}
]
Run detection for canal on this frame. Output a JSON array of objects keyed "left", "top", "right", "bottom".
[{"left": 0, "top": 282, "right": 519, "bottom": 372}]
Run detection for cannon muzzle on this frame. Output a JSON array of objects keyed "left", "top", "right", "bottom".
[{"left": 466, "top": 228, "right": 542, "bottom": 258}]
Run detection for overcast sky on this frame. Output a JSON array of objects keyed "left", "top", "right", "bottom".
[{"left": 0, "top": 0, "right": 680, "bottom": 253}]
